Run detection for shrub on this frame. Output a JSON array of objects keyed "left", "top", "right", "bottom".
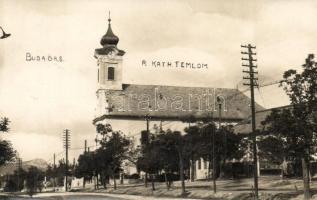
[{"left": 124, "top": 173, "right": 140, "bottom": 179}]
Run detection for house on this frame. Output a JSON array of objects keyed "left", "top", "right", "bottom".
[{"left": 233, "top": 105, "right": 292, "bottom": 175}]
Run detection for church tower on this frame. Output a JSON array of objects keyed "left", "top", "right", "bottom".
[{"left": 95, "top": 14, "right": 125, "bottom": 116}]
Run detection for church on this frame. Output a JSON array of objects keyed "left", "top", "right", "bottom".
[{"left": 92, "top": 16, "right": 264, "bottom": 180}]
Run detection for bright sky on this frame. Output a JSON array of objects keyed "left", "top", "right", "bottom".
[{"left": 0, "top": 0, "right": 317, "bottom": 163}]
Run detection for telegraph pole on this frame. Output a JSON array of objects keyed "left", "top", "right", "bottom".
[
  {"left": 63, "top": 129, "right": 71, "bottom": 192},
  {"left": 217, "top": 96, "right": 226, "bottom": 178},
  {"left": 53, "top": 153, "right": 56, "bottom": 169},
  {"left": 84, "top": 140, "right": 87, "bottom": 153},
  {"left": 212, "top": 116, "right": 217, "bottom": 193},
  {"left": 53, "top": 153, "right": 56, "bottom": 191},
  {"left": 16, "top": 158, "right": 19, "bottom": 191},
  {"left": 144, "top": 114, "right": 150, "bottom": 188},
  {"left": 241, "top": 44, "right": 259, "bottom": 199},
  {"left": 16, "top": 157, "right": 22, "bottom": 191}
]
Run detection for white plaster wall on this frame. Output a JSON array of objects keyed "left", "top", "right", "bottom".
[{"left": 195, "top": 158, "right": 210, "bottom": 180}]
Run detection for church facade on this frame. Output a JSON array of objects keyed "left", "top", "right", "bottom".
[{"left": 92, "top": 17, "right": 264, "bottom": 180}]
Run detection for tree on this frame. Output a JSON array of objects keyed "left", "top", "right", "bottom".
[
  {"left": 25, "top": 166, "right": 44, "bottom": 197},
  {"left": 159, "top": 133, "right": 182, "bottom": 190},
  {"left": 0, "top": 117, "right": 16, "bottom": 166},
  {"left": 136, "top": 139, "right": 161, "bottom": 191},
  {"left": 218, "top": 125, "right": 246, "bottom": 177},
  {"left": 260, "top": 54, "right": 317, "bottom": 199},
  {"left": 103, "top": 131, "right": 130, "bottom": 190},
  {"left": 0, "top": 117, "right": 17, "bottom": 191},
  {"left": 54, "top": 159, "right": 67, "bottom": 187},
  {"left": 95, "top": 124, "right": 131, "bottom": 190},
  {"left": 0, "top": 140, "right": 16, "bottom": 166},
  {"left": 197, "top": 123, "right": 245, "bottom": 178},
  {"left": 75, "top": 152, "right": 95, "bottom": 188},
  {"left": 183, "top": 125, "right": 201, "bottom": 182},
  {"left": 258, "top": 109, "right": 295, "bottom": 178},
  {"left": 137, "top": 129, "right": 184, "bottom": 191},
  {"left": 4, "top": 168, "right": 27, "bottom": 192},
  {"left": 257, "top": 134, "right": 286, "bottom": 165},
  {"left": 155, "top": 130, "right": 188, "bottom": 196},
  {"left": 0, "top": 117, "right": 10, "bottom": 132},
  {"left": 94, "top": 148, "right": 111, "bottom": 189}
]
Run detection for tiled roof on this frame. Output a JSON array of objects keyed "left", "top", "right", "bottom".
[
  {"left": 93, "top": 84, "right": 265, "bottom": 124},
  {"left": 233, "top": 105, "right": 291, "bottom": 135}
]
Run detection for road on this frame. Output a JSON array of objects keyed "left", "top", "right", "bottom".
[
  {"left": 0, "top": 192, "right": 194, "bottom": 200},
  {"left": 0, "top": 194, "right": 126, "bottom": 200}
]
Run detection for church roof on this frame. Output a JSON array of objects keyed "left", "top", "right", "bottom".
[
  {"left": 93, "top": 84, "right": 265, "bottom": 124},
  {"left": 233, "top": 105, "right": 291, "bottom": 135}
]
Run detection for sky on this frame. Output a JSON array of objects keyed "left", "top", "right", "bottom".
[{"left": 0, "top": 0, "right": 317, "bottom": 163}]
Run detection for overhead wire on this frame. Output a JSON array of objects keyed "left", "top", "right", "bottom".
[
  {"left": 257, "top": 84, "right": 266, "bottom": 108},
  {"left": 226, "top": 79, "right": 282, "bottom": 101}
]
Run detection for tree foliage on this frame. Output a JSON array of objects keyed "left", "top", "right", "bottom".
[
  {"left": 76, "top": 124, "right": 132, "bottom": 190},
  {"left": 3, "top": 167, "right": 27, "bottom": 192},
  {"left": 0, "top": 117, "right": 10, "bottom": 132},
  {"left": 157, "top": 130, "right": 187, "bottom": 194},
  {"left": 259, "top": 54, "right": 317, "bottom": 164},
  {"left": 0, "top": 140, "right": 16, "bottom": 166},
  {"left": 136, "top": 121, "right": 246, "bottom": 192},
  {"left": 184, "top": 123, "right": 246, "bottom": 178},
  {"left": 258, "top": 54, "right": 317, "bottom": 198},
  {"left": 25, "top": 166, "right": 45, "bottom": 197},
  {"left": 75, "top": 151, "right": 95, "bottom": 186},
  {"left": 0, "top": 117, "right": 16, "bottom": 166}
]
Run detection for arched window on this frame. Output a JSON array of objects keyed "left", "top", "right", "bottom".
[{"left": 108, "top": 67, "right": 115, "bottom": 80}]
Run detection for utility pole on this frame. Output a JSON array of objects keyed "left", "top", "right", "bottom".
[
  {"left": 144, "top": 114, "right": 150, "bottom": 188},
  {"left": 73, "top": 158, "right": 76, "bottom": 175},
  {"left": 241, "top": 44, "right": 259, "bottom": 199},
  {"left": 16, "top": 157, "right": 22, "bottom": 191},
  {"left": 217, "top": 97, "right": 226, "bottom": 178},
  {"left": 53, "top": 153, "right": 56, "bottom": 191},
  {"left": 189, "top": 122, "right": 196, "bottom": 182},
  {"left": 63, "top": 129, "right": 71, "bottom": 192},
  {"left": 16, "top": 158, "right": 19, "bottom": 191},
  {"left": 212, "top": 117, "right": 216, "bottom": 193},
  {"left": 84, "top": 140, "right": 87, "bottom": 153}
]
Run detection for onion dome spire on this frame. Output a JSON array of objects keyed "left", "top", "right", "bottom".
[{"left": 100, "top": 12, "right": 119, "bottom": 46}]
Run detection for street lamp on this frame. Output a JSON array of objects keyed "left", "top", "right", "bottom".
[
  {"left": 0, "top": 27, "right": 11, "bottom": 39},
  {"left": 216, "top": 96, "right": 226, "bottom": 178},
  {"left": 211, "top": 112, "right": 217, "bottom": 193}
]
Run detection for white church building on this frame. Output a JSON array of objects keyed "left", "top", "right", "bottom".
[{"left": 92, "top": 16, "right": 264, "bottom": 180}]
